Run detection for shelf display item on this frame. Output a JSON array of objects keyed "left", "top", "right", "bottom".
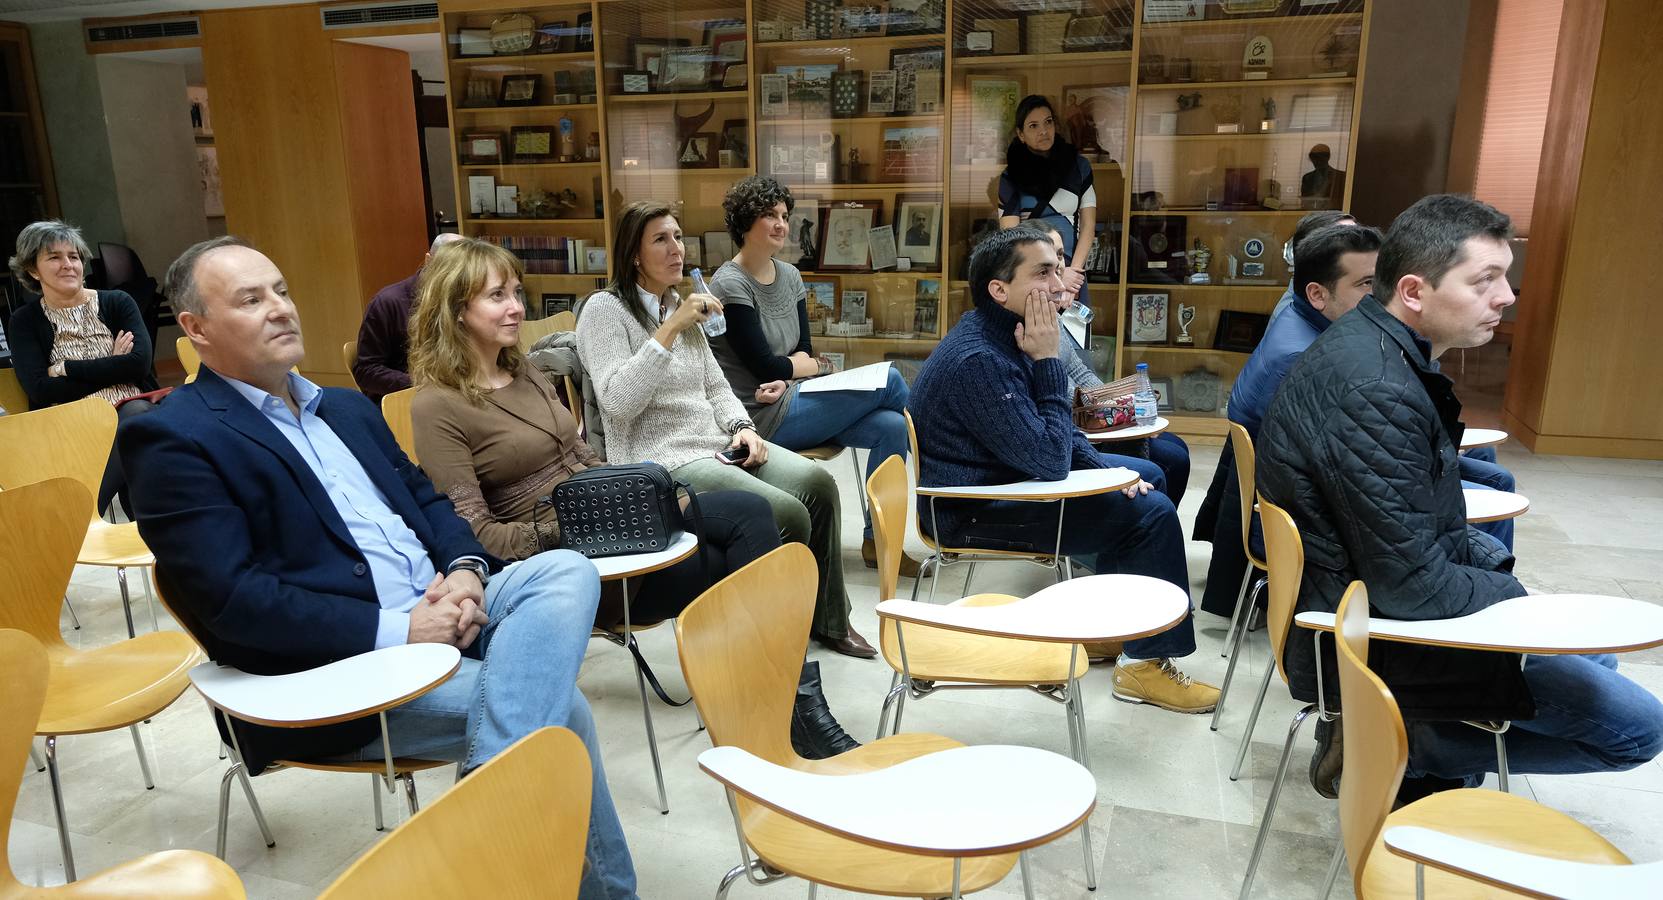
[
  {"left": 1129, "top": 215, "right": 1189, "bottom": 283},
  {"left": 781, "top": 197, "right": 821, "bottom": 267},
  {"left": 914, "top": 279, "right": 940, "bottom": 337},
  {"left": 461, "top": 131, "right": 504, "bottom": 164},
  {"left": 881, "top": 126, "right": 940, "bottom": 181},
  {"left": 509, "top": 126, "right": 554, "bottom": 163},
  {"left": 1213, "top": 310, "right": 1270, "bottom": 352},
  {"left": 761, "top": 73, "right": 789, "bottom": 116},
  {"left": 889, "top": 46, "right": 943, "bottom": 114},
  {"left": 966, "top": 76, "right": 1023, "bottom": 164},
  {"left": 1175, "top": 303, "right": 1197, "bottom": 344},
  {"left": 868, "top": 225, "right": 898, "bottom": 271},
  {"left": 970, "top": 18, "right": 1019, "bottom": 54},
  {"left": 1128, "top": 291, "right": 1170, "bottom": 345},
  {"left": 895, "top": 197, "right": 940, "bottom": 267},
  {"left": 779, "top": 64, "right": 836, "bottom": 117},
  {"left": 1179, "top": 366, "right": 1222, "bottom": 413},
  {"left": 867, "top": 71, "right": 896, "bottom": 114},
  {"left": 886, "top": 0, "right": 945, "bottom": 36},
  {"left": 498, "top": 74, "right": 541, "bottom": 106},
  {"left": 1061, "top": 84, "right": 1129, "bottom": 163},
  {"left": 818, "top": 202, "right": 882, "bottom": 271},
  {"left": 831, "top": 72, "right": 862, "bottom": 118}
]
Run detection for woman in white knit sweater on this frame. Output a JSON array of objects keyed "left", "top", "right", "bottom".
[{"left": 575, "top": 201, "right": 872, "bottom": 658}]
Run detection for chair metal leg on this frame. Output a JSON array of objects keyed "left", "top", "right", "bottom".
[
  {"left": 142, "top": 567, "right": 159, "bottom": 631},
  {"left": 237, "top": 765, "right": 275, "bottom": 847},
  {"left": 1020, "top": 850, "right": 1036, "bottom": 900},
  {"left": 807, "top": 882, "right": 818, "bottom": 899},
  {"left": 1238, "top": 705, "right": 1316, "bottom": 900},
  {"left": 216, "top": 760, "right": 276, "bottom": 857},
  {"left": 62, "top": 595, "right": 80, "bottom": 630},
  {"left": 399, "top": 771, "right": 420, "bottom": 817},
  {"left": 1495, "top": 729, "right": 1510, "bottom": 792},
  {"left": 962, "top": 560, "right": 977, "bottom": 595},
  {"left": 1321, "top": 841, "right": 1345, "bottom": 899},
  {"left": 629, "top": 633, "right": 670, "bottom": 814},
  {"left": 1212, "top": 576, "right": 1264, "bottom": 731},
  {"left": 44, "top": 735, "right": 75, "bottom": 882},
  {"left": 129, "top": 724, "right": 155, "bottom": 790},
  {"left": 116, "top": 566, "right": 136, "bottom": 639},
  {"left": 372, "top": 774, "right": 386, "bottom": 831},
  {"left": 1230, "top": 656, "right": 1277, "bottom": 781},
  {"left": 1222, "top": 567, "right": 1255, "bottom": 658},
  {"left": 951, "top": 857, "right": 963, "bottom": 899},
  {"left": 877, "top": 671, "right": 904, "bottom": 740},
  {"left": 30, "top": 744, "right": 45, "bottom": 772},
  {"left": 892, "top": 677, "right": 908, "bottom": 736},
  {"left": 848, "top": 450, "right": 869, "bottom": 529},
  {"left": 1080, "top": 815, "right": 1098, "bottom": 891}
]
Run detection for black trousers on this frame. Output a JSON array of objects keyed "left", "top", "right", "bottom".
[
  {"left": 595, "top": 489, "right": 781, "bottom": 627},
  {"left": 101, "top": 398, "right": 159, "bottom": 518}
]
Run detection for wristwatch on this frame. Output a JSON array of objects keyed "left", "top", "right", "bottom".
[{"left": 446, "top": 557, "right": 490, "bottom": 587}]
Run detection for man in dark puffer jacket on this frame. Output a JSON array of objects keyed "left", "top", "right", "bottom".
[{"left": 1258, "top": 194, "right": 1663, "bottom": 797}]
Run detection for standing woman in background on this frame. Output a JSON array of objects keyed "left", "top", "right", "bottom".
[
  {"left": 998, "top": 95, "right": 1097, "bottom": 307},
  {"left": 7, "top": 220, "right": 160, "bottom": 516}
]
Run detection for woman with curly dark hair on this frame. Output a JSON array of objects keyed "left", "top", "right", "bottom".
[{"left": 707, "top": 175, "right": 923, "bottom": 576}]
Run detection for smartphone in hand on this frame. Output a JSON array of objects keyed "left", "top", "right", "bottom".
[{"left": 715, "top": 445, "right": 750, "bottom": 465}]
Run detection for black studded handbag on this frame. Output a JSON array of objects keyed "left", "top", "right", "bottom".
[{"left": 549, "top": 462, "right": 690, "bottom": 558}]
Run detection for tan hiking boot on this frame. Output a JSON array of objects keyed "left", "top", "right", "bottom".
[
  {"left": 1082, "top": 640, "right": 1124, "bottom": 664},
  {"left": 1111, "top": 658, "right": 1220, "bottom": 714}
]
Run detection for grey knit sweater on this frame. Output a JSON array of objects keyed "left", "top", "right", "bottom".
[{"left": 575, "top": 288, "right": 752, "bottom": 471}]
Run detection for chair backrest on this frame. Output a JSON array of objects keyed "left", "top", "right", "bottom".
[
  {"left": 0, "top": 479, "right": 86, "bottom": 648},
  {"left": 0, "top": 367, "right": 28, "bottom": 413},
  {"left": 319, "top": 727, "right": 590, "bottom": 899},
  {"left": 381, "top": 387, "right": 419, "bottom": 463},
  {"left": 96, "top": 241, "right": 147, "bottom": 286},
  {"left": 341, "top": 340, "right": 357, "bottom": 372},
  {"left": 675, "top": 543, "right": 815, "bottom": 765},
  {"left": 903, "top": 409, "right": 939, "bottom": 549},
  {"left": 1334, "top": 580, "right": 1409, "bottom": 896},
  {"left": 1228, "top": 422, "right": 1266, "bottom": 569},
  {"left": 0, "top": 628, "right": 49, "bottom": 885},
  {"left": 1258, "top": 498, "right": 1306, "bottom": 686},
  {"left": 0, "top": 395, "right": 113, "bottom": 516},
  {"left": 866, "top": 454, "right": 908, "bottom": 603},
  {"left": 517, "top": 311, "right": 571, "bottom": 353},
  {"left": 177, "top": 335, "right": 201, "bottom": 383}
]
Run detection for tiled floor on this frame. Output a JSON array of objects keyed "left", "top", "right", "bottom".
[{"left": 10, "top": 438, "right": 1662, "bottom": 898}]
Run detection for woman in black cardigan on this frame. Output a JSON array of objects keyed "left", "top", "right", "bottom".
[{"left": 8, "top": 220, "right": 160, "bottom": 515}]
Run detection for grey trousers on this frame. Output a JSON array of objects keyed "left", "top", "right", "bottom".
[{"left": 676, "top": 443, "right": 852, "bottom": 638}]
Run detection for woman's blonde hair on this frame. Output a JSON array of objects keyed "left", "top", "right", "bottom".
[{"left": 409, "top": 237, "right": 526, "bottom": 405}]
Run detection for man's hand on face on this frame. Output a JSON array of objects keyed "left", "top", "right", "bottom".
[{"left": 1014, "top": 288, "right": 1061, "bottom": 361}]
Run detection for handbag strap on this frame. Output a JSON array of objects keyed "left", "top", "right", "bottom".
[{"left": 676, "top": 481, "right": 715, "bottom": 589}]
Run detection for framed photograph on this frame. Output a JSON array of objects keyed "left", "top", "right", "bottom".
[
  {"left": 705, "top": 18, "right": 748, "bottom": 64},
  {"left": 839, "top": 290, "right": 869, "bottom": 324},
  {"left": 718, "top": 119, "right": 749, "bottom": 168},
  {"left": 1150, "top": 377, "right": 1175, "bottom": 412},
  {"left": 1128, "top": 291, "right": 1170, "bottom": 344},
  {"left": 680, "top": 131, "right": 718, "bottom": 168},
  {"left": 760, "top": 73, "right": 789, "bottom": 117},
  {"left": 889, "top": 47, "right": 943, "bottom": 114},
  {"left": 621, "top": 71, "right": 651, "bottom": 94},
  {"left": 659, "top": 45, "right": 713, "bottom": 91},
  {"left": 508, "top": 126, "right": 555, "bottom": 163},
  {"left": 630, "top": 37, "right": 689, "bottom": 75},
  {"left": 703, "top": 231, "right": 736, "bottom": 269},
  {"left": 457, "top": 28, "right": 492, "bottom": 57},
  {"left": 721, "top": 66, "right": 748, "bottom": 89},
  {"left": 867, "top": 71, "right": 897, "bottom": 115},
  {"left": 895, "top": 197, "right": 941, "bottom": 267},
  {"left": 804, "top": 277, "right": 840, "bottom": 312},
  {"left": 541, "top": 293, "right": 576, "bottom": 318},
  {"left": 197, "top": 145, "right": 222, "bottom": 216},
  {"left": 498, "top": 74, "right": 540, "bottom": 106},
  {"left": 1289, "top": 93, "right": 1342, "bottom": 130},
  {"left": 841, "top": 6, "right": 885, "bottom": 36},
  {"left": 819, "top": 202, "right": 883, "bottom": 271},
  {"left": 886, "top": 0, "right": 945, "bottom": 36},
  {"left": 1060, "top": 84, "right": 1130, "bottom": 163},
  {"left": 868, "top": 225, "right": 898, "bottom": 271},
  {"left": 495, "top": 185, "right": 518, "bottom": 216},
  {"left": 778, "top": 64, "right": 837, "bottom": 117},
  {"left": 967, "top": 76, "right": 1024, "bottom": 164},
  {"left": 460, "top": 131, "right": 504, "bottom": 164},
  {"left": 1213, "top": 310, "right": 1271, "bottom": 352},
  {"left": 466, "top": 175, "right": 495, "bottom": 216},
  {"left": 780, "top": 197, "right": 820, "bottom": 266},
  {"left": 576, "top": 12, "right": 593, "bottom": 52},
  {"left": 914, "top": 278, "right": 941, "bottom": 336},
  {"left": 882, "top": 126, "right": 941, "bottom": 180},
  {"left": 531, "top": 22, "right": 561, "bottom": 54},
  {"left": 684, "top": 236, "right": 703, "bottom": 272},
  {"left": 585, "top": 247, "right": 607, "bottom": 274},
  {"left": 461, "top": 78, "right": 495, "bottom": 108}
]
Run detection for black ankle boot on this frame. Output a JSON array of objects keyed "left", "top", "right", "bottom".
[{"left": 790, "top": 661, "right": 861, "bottom": 760}]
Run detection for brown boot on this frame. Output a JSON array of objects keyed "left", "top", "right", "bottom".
[
  {"left": 861, "top": 537, "right": 929, "bottom": 578},
  {"left": 1082, "top": 640, "right": 1124, "bottom": 664}
]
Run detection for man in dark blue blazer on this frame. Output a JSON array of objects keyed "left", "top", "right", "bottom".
[{"left": 119, "top": 236, "right": 636, "bottom": 898}]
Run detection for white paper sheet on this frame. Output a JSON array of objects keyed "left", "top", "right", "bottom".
[{"left": 799, "top": 361, "right": 892, "bottom": 393}]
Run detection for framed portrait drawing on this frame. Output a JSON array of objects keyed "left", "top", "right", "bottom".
[
  {"left": 1127, "top": 291, "right": 1170, "bottom": 344},
  {"left": 818, "top": 201, "right": 883, "bottom": 272},
  {"left": 1060, "top": 84, "right": 1129, "bottom": 163},
  {"left": 894, "top": 197, "right": 941, "bottom": 267},
  {"left": 779, "top": 196, "right": 820, "bottom": 266}
]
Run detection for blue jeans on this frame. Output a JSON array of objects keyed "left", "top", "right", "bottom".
[
  {"left": 769, "top": 366, "right": 911, "bottom": 539},
  {"left": 1406, "top": 653, "right": 1663, "bottom": 784},
  {"left": 1146, "top": 433, "right": 1191, "bottom": 507},
  {"left": 1460, "top": 447, "right": 1516, "bottom": 551},
  {"left": 926, "top": 452, "right": 1197, "bottom": 660},
  {"left": 352, "top": 550, "right": 637, "bottom": 899}
]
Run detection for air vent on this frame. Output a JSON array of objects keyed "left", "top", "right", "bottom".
[
  {"left": 322, "top": 2, "right": 440, "bottom": 29},
  {"left": 85, "top": 17, "right": 201, "bottom": 45}
]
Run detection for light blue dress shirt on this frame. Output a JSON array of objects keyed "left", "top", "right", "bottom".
[{"left": 222, "top": 370, "right": 438, "bottom": 649}]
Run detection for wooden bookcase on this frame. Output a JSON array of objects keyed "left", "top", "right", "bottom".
[
  {"left": 0, "top": 22, "right": 59, "bottom": 319},
  {"left": 438, "top": 0, "right": 1370, "bottom": 434}
]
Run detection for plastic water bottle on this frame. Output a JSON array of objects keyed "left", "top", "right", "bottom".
[
  {"left": 1133, "top": 362, "right": 1158, "bottom": 427},
  {"left": 689, "top": 268, "right": 726, "bottom": 337}
]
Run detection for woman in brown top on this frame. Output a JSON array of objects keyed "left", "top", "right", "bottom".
[{"left": 407, "top": 237, "right": 858, "bottom": 758}]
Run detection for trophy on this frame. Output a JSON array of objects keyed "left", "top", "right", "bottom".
[
  {"left": 1176, "top": 304, "right": 1197, "bottom": 344},
  {"left": 1187, "top": 239, "right": 1212, "bottom": 284}
]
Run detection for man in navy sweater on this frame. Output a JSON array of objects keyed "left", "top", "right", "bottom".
[{"left": 909, "top": 227, "right": 1218, "bottom": 713}]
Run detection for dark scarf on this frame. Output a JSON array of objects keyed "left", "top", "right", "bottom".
[{"left": 1003, "top": 136, "right": 1080, "bottom": 216}]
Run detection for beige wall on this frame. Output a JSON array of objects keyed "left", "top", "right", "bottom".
[{"left": 95, "top": 56, "right": 210, "bottom": 283}]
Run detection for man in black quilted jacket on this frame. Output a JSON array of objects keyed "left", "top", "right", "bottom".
[{"left": 1257, "top": 194, "right": 1663, "bottom": 800}]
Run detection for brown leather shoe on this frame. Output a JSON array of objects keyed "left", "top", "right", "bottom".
[
  {"left": 816, "top": 626, "right": 877, "bottom": 659},
  {"left": 861, "top": 538, "right": 929, "bottom": 578}
]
